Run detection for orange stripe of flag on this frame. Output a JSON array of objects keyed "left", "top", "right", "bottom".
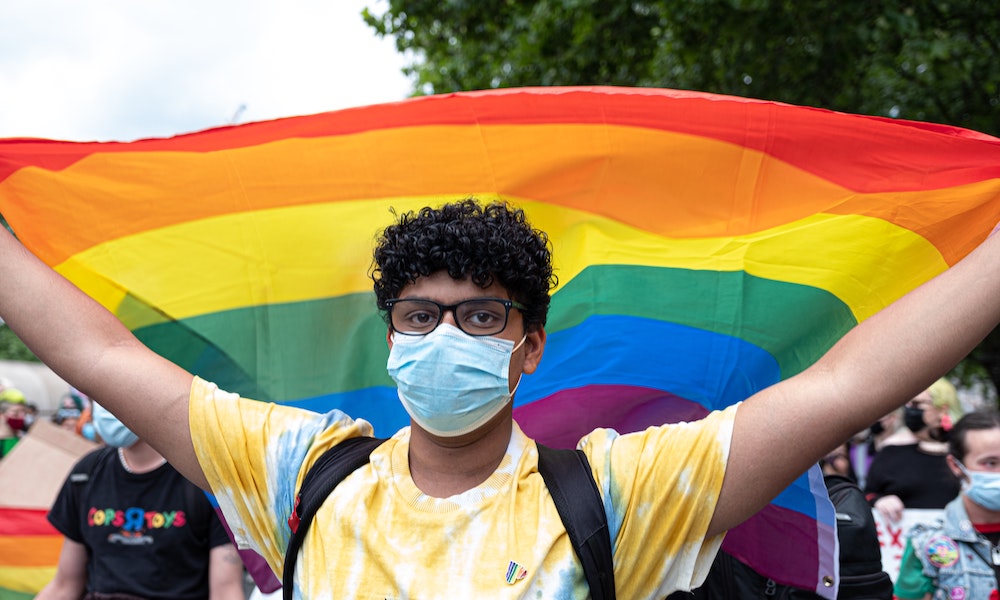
[
  {"left": 4, "top": 125, "right": 998, "bottom": 266},
  {"left": 0, "top": 535, "right": 62, "bottom": 567}
]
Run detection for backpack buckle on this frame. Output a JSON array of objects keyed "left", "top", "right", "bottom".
[{"left": 288, "top": 495, "right": 302, "bottom": 533}]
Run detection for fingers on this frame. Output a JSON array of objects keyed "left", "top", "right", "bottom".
[{"left": 874, "top": 494, "right": 905, "bottom": 522}]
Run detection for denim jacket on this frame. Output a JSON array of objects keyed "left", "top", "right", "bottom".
[{"left": 906, "top": 496, "right": 998, "bottom": 600}]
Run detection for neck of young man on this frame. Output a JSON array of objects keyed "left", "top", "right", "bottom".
[
  {"left": 407, "top": 405, "right": 514, "bottom": 498},
  {"left": 120, "top": 440, "right": 167, "bottom": 473}
]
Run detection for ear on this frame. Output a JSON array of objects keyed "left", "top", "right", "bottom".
[
  {"left": 946, "top": 454, "right": 966, "bottom": 480},
  {"left": 386, "top": 328, "right": 393, "bottom": 349},
  {"left": 521, "top": 327, "right": 546, "bottom": 375}
]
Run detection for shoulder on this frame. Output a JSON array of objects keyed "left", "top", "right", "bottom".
[
  {"left": 190, "top": 377, "right": 370, "bottom": 439},
  {"left": 906, "top": 516, "right": 949, "bottom": 556},
  {"left": 879, "top": 429, "right": 917, "bottom": 447},
  {"left": 580, "top": 405, "right": 737, "bottom": 456},
  {"left": 879, "top": 443, "right": 917, "bottom": 456},
  {"left": 869, "top": 443, "right": 917, "bottom": 465},
  {"left": 190, "top": 377, "right": 375, "bottom": 471},
  {"left": 577, "top": 406, "right": 735, "bottom": 497},
  {"left": 189, "top": 380, "right": 379, "bottom": 544},
  {"left": 910, "top": 529, "right": 961, "bottom": 575},
  {"left": 907, "top": 518, "right": 945, "bottom": 538},
  {"left": 70, "top": 446, "right": 116, "bottom": 476}
]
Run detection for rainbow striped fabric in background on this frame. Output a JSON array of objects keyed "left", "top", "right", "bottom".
[
  {"left": 1, "top": 87, "right": 999, "bottom": 598},
  {"left": 0, "top": 508, "right": 53, "bottom": 599}
]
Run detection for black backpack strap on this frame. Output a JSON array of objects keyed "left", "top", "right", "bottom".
[
  {"left": 282, "top": 436, "right": 388, "bottom": 600},
  {"left": 537, "top": 443, "right": 616, "bottom": 600}
]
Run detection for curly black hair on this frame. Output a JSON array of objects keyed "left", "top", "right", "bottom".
[{"left": 371, "top": 199, "right": 556, "bottom": 330}]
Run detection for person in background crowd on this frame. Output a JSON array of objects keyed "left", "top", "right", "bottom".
[
  {"left": 865, "top": 378, "right": 964, "bottom": 522},
  {"left": 76, "top": 397, "right": 97, "bottom": 442},
  {"left": 821, "top": 443, "right": 855, "bottom": 480},
  {"left": 851, "top": 406, "right": 917, "bottom": 489},
  {"left": 0, "top": 385, "right": 26, "bottom": 405},
  {"left": 35, "top": 403, "right": 245, "bottom": 600},
  {"left": 23, "top": 401, "right": 38, "bottom": 430},
  {"left": 895, "top": 409, "right": 1000, "bottom": 600},
  {"left": 0, "top": 387, "right": 28, "bottom": 457},
  {"left": 50, "top": 387, "right": 90, "bottom": 436}
]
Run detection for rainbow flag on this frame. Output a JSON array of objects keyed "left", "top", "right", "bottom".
[
  {"left": 1, "top": 87, "right": 999, "bottom": 597},
  {"left": 0, "top": 508, "right": 59, "bottom": 599}
]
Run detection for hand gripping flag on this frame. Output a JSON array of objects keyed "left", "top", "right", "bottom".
[{"left": 1, "top": 87, "right": 999, "bottom": 598}]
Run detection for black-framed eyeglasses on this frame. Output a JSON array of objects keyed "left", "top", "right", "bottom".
[{"left": 386, "top": 297, "right": 527, "bottom": 336}]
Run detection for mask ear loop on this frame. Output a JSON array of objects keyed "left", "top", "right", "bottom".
[
  {"left": 508, "top": 335, "right": 529, "bottom": 397},
  {"left": 953, "top": 458, "right": 976, "bottom": 491}
]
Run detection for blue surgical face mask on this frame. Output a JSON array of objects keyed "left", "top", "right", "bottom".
[
  {"left": 91, "top": 403, "right": 139, "bottom": 448},
  {"left": 386, "top": 323, "right": 525, "bottom": 438},
  {"left": 956, "top": 460, "right": 1000, "bottom": 511},
  {"left": 80, "top": 421, "right": 96, "bottom": 442}
]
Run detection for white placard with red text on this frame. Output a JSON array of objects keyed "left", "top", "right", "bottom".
[{"left": 873, "top": 508, "right": 944, "bottom": 581}]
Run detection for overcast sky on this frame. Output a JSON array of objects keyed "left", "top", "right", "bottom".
[{"left": 0, "top": 0, "right": 413, "bottom": 142}]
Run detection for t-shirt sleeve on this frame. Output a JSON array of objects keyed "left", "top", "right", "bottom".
[
  {"left": 206, "top": 504, "right": 234, "bottom": 550},
  {"left": 46, "top": 465, "right": 84, "bottom": 542},
  {"left": 188, "top": 376, "right": 374, "bottom": 574},
  {"left": 580, "top": 404, "right": 737, "bottom": 598},
  {"left": 894, "top": 537, "right": 935, "bottom": 599}
]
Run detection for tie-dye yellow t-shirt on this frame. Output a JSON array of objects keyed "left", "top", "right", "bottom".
[{"left": 190, "top": 377, "right": 735, "bottom": 599}]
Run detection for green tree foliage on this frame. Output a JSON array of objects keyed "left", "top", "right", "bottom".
[
  {"left": 0, "top": 325, "right": 38, "bottom": 362},
  {"left": 364, "top": 0, "right": 999, "bottom": 134},
  {"left": 0, "top": 214, "right": 37, "bottom": 361},
  {"left": 365, "top": 0, "right": 1000, "bottom": 400}
]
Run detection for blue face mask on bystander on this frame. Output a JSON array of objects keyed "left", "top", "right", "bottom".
[
  {"left": 956, "top": 460, "right": 1000, "bottom": 511},
  {"left": 91, "top": 403, "right": 139, "bottom": 448}
]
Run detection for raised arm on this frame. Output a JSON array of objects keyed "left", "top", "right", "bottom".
[
  {"left": 0, "top": 227, "right": 206, "bottom": 489},
  {"left": 708, "top": 226, "right": 1000, "bottom": 536}
]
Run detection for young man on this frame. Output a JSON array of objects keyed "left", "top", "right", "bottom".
[
  {"left": 895, "top": 410, "right": 1000, "bottom": 600},
  {"left": 0, "top": 388, "right": 28, "bottom": 457},
  {"left": 36, "top": 404, "right": 246, "bottom": 600},
  {"left": 0, "top": 199, "right": 998, "bottom": 598}
]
